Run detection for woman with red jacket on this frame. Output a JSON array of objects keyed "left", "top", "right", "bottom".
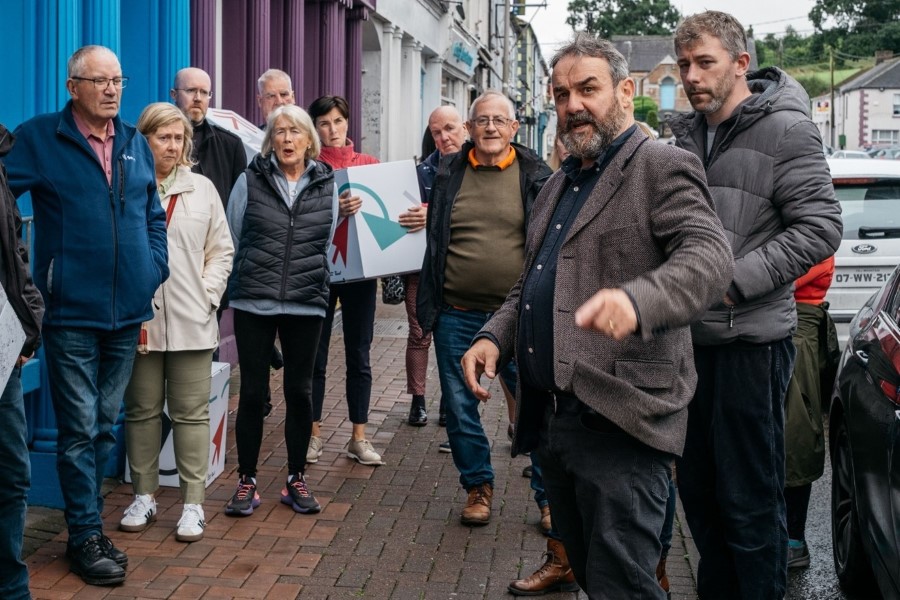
[{"left": 307, "top": 95, "right": 383, "bottom": 466}]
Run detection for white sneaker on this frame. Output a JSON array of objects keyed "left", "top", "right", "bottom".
[
  {"left": 306, "top": 435, "right": 323, "bottom": 464},
  {"left": 176, "top": 504, "right": 205, "bottom": 542},
  {"left": 347, "top": 439, "right": 384, "bottom": 466},
  {"left": 120, "top": 494, "right": 157, "bottom": 532}
]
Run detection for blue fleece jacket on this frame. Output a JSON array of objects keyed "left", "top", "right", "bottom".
[{"left": 5, "top": 101, "right": 169, "bottom": 330}]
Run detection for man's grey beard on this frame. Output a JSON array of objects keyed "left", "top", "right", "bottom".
[{"left": 558, "top": 105, "right": 627, "bottom": 160}]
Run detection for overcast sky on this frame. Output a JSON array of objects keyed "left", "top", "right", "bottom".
[{"left": 523, "top": 0, "right": 820, "bottom": 60}]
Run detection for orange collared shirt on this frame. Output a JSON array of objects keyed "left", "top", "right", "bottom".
[{"left": 467, "top": 146, "right": 517, "bottom": 170}]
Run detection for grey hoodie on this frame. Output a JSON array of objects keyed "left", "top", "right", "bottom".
[{"left": 668, "top": 67, "right": 842, "bottom": 345}]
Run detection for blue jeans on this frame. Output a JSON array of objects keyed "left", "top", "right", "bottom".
[
  {"left": 433, "top": 306, "right": 515, "bottom": 490},
  {"left": 678, "top": 338, "right": 795, "bottom": 600},
  {"left": 538, "top": 409, "right": 672, "bottom": 597},
  {"left": 0, "top": 367, "right": 30, "bottom": 599},
  {"left": 43, "top": 325, "right": 140, "bottom": 548},
  {"left": 530, "top": 454, "right": 547, "bottom": 509}
]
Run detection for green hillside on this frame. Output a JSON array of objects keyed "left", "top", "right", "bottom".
[{"left": 783, "top": 60, "right": 873, "bottom": 98}]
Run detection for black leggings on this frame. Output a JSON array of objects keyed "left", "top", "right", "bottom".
[
  {"left": 233, "top": 310, "right": 323, "bottom": 476},
  {"left": 312, "top": 279, "right": 377, "bottom": 424},
  {"left": 785, "top": 483, "right": 812, "bottom": 541}
]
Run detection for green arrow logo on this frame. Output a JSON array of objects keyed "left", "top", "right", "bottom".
[{"left": 338, "top": 182, "right": 408, "bottom": 250}]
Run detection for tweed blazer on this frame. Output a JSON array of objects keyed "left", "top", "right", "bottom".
[{"left": 480, "top": 129, "right": 733, "bottom": 457}]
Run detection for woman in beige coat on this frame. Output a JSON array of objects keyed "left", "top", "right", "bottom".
[{"left": 120, "top": 103, "right": 234, "bottom": 542}]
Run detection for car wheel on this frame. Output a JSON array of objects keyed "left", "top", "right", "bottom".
[{"left": 831, "top": 414, "right": 879, "bottom": 596}]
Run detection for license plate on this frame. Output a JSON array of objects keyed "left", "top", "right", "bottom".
[{"left": 832, "top": 266, "right": 894, "bottom": 287}]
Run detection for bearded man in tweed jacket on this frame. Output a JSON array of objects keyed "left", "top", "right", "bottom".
[{"left": 462, "top": 34, "right": 733, "bottom": 599}]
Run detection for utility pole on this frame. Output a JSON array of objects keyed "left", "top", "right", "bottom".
[
  {"left": 829, "top": 46, "right": 836, "bottom": 149},
  {"left": 502, "top": 0, "right": 511, "bottom": 95}
]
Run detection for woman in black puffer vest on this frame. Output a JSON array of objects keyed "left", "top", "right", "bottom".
[{"left": 224, "top": 105, "right": 334, "bottom": 517}]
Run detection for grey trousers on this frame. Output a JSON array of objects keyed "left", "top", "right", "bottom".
[
  {"left": 537, "top": 409, "right": 672, "bottom": 599},
  {"left": 124, "top": 350, "right": 213, "bottom": 504}
]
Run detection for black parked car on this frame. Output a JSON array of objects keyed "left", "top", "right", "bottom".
[{"left": 830, "top": 264, "right": 900, "bottom": 599}]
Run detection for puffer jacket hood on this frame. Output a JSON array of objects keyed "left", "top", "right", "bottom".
[{"left": 746, "top": 67, "right": 811, "bottom": 116}]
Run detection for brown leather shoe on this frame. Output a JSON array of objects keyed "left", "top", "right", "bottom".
[
  {"left": 657, "top": 556, "right": 671, "bottom": 599},
  {"left": 508, "top": 538, "right": 579, "bottom": 596},
  {"left": 539, "top": 505, "right": 552, "bottom": 536},
  {"left": 460, "top": 483, "right": 492, "bottom": 525}
]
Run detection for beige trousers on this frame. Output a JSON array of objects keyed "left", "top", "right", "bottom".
[{"left": 124, "top": 350, "right": 213, "bottom": 504}]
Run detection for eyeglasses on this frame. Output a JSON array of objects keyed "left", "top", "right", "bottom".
[
  {"left": 72, "top": 76, "right": 128, "bottom": 89},
  {"left": 262, "top": 91, "right": 293, "bottom": 101},
  {"left": 174, "top": 87, "right": 213, "bottom": 99},
  {"left": 471, "top": 116, "right": 513, "bottom": 128}
]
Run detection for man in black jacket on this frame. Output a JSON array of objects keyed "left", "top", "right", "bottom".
[
  {"left": 418, "top": 91, "right": 551, "bottom": 526},
  {"left": 171, "top": 67, "right": 246, "bottom": 209},
  {"left": 0, "top": 123, "right": 44, "bottom": 599}
]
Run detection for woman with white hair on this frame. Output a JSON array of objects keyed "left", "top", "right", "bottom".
[
  {"left": 122, "top": 102, "right": 233, "bottom": 542},
  {"left": 224, "top": 104, "right": 335, "bottom": 517}
]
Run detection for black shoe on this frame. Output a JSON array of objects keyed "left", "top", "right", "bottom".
[
  {"left": 98, "top": 534, "right": 128, "bottom": 568},
  {"left": 522, "top": 465, "right": 533, "bottom": 478},
  {"left": 67, "top": 535, "right": 126, "bottom": 586},
  {"left": 439, "top": 441, "right": 452, "bottom": 453},
  {"left": 438, "top": 411, "right": 447, "bottom": 427},
  {"left": 407, "top": 396, "right": 427, "bottom": 426}
]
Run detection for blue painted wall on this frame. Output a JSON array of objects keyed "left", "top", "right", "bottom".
[{"left": 0, "top": 0, "right": 189, "bottom": 129}]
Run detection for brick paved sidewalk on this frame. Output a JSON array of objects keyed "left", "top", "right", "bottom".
[{"left": 24, "top": 302, "right": 699, "bottom": 599}]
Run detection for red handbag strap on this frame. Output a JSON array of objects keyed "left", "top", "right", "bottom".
[{"left": 165, "top": 194, "right": 180, "bottom": 228}]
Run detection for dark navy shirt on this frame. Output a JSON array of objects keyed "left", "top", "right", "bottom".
[{"left": 517, "top": 125, "right": 637, "bottom": 392}]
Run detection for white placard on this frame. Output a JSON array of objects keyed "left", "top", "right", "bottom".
[
  {"left": 125, "top": 361, "right": 230, "bottom": 488},
  {"left": 0, "top": 284, "right": 26, "bottom": 390},
  {"left": 328, "top": 160, "right": 426, "bottom": 282},
  {"left": 206, "top": 109, "right": 263, "bottom": 165}
]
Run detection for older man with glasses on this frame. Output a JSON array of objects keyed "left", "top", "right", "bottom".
[
  {"left": 171, "top": 67, "right": 247, "bottom": 210},
  {"left": 417, "top": 91, "right": 552, "bottom": 526},
  {"left": 4, "top": 45, "right": 169, "bottom": 587},
  {"left": 256, "top": 69, "right": 296, "bottom": 128}
]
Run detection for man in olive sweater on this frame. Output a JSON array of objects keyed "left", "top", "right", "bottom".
[{"left": 417, "top": 91, "right": 551, "bottom": 526}]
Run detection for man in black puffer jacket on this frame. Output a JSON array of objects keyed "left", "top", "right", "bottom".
[{"left": 668, "top": 11, "right": 842, "bottom": 600}]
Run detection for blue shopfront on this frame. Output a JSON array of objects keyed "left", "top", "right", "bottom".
[{"left": 0, "top": 0, "right": 190, "bottom": 508}]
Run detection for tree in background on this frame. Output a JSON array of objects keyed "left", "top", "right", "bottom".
[
  {"left": 633, "top": 96, "right": 657, "bottom": 123},
  {"left": 566, "top": 0, "right": 680, "bottom": 39},
  {"left": 809, "top": 0, "right": 900, "bottom": 56},
  {"left": 757, "top": 27, "right": 816, "bottom": 69}
]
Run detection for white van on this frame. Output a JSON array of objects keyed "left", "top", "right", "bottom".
[{"left": 825, "top": 158, "right": 900, "bottom": 322}]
